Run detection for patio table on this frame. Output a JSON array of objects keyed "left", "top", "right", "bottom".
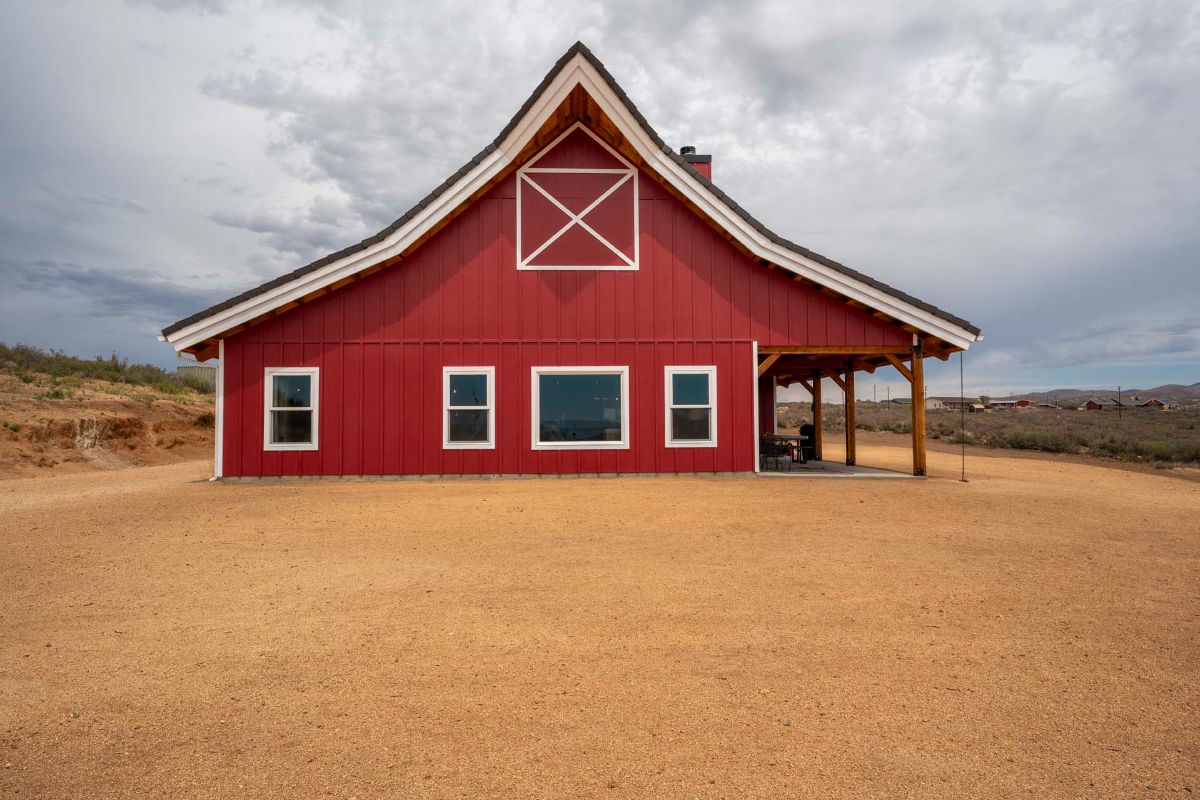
[{"left": 764, "top": 433, "right": 809, "bottom": 464}]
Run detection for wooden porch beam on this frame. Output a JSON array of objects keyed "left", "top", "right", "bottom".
[
  {"left": 757, "top": 353, "right": 782, "bottom": 376},
  {"left": 911, "top": 349, "right": 927, "bottom": 476},
  {"left": 758, "top": 345, "right": 913, "bottom": 355},
  {"left": 819, "top": 368, "right": 847, "bottom": 393},
  {"left": 884, "top": 353, "right": 914, "bottom": 383},
  {"left": 845, "top": 365, "right": 857, "bottom": 466},
  {"left": 812, "top": 376, "right": 823, "bottom": 461}
]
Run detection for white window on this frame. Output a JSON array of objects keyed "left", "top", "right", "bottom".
[
  {"left": 443, "top": 367, "right": 495, "bottom": 449},
  {"left": 263, "top": 367, "right": 318, "bottom": 451},
  {"left": 664, "top": 366, "right": 717, "bottom": 448},
  {"left": 531, "top": 366, "right": 629, "bottom": 450}
]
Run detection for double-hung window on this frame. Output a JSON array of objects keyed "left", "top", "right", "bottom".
[
  {"left": 665, "top": 366, "right": 717, "bottom": 447},
  {"left": 531, "top": 367, "right": 629, "bottom": 450},
  {"left": 443, "top": 367, "right": 495, "bottom": 449},
  {"left": 264, "top": 367, "right": 318, "bottom": 451}
]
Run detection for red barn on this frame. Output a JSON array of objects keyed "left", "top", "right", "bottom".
[{"left": 160, "top": 43, "right": 981, "bottom": 479}]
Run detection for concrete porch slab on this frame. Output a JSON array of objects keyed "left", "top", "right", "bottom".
[{"left": 758, "top": 460, "right": 920, "bottom": 478}]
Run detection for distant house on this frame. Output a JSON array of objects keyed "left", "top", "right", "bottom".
[
  {"left": 1084, "top": 397, "right": 1123, "bottom": 411},
  {"left": 1036, "top": 403, "right": 1058, "bottom": 410},
  {"left": 1139, "top": 398, "right": 1168, "bottom": 409},
  {"left": 926, "top": 396, "right": 980, "bottom": 412},
  {"left": 989, "top": 398, "right": 1036, "bottom": 409}
]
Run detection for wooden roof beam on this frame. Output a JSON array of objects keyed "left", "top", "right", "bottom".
[
  {"left": 757, "top": 352, "right": 782, "bottom": 376},
  {"left": 819, "top": 368, "right": 848, "bottom": 393},
  {"left": 884, "top": 353, "right": 914, "bottom": 383},
  {"left": 758, "top": 345, "right": 912, "bottom": 355}
]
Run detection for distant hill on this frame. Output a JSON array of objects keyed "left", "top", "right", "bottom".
[{"left": 998, "top": 382, "right": 1200, "bottom": 404}]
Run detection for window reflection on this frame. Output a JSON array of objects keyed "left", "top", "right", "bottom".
[{"left": 538, "top": 374, "right": 623, "bottom": 442}]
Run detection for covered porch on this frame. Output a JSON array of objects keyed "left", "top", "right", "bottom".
[{"left": 756, "top": 342, "right": 945, "bottom": 477}]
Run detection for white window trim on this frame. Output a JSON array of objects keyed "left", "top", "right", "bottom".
[
  {"left": 530, "top": 366, "right": 630, "bottom": 450},
  {"left": 664, "top": 366, "right": 718, "bottom": 448},
  {"left": 443, "top": 366, "right": 496, "bottom": 450},
  {"left": 516, "top": 122, "right": 639, "bottom": 271},
  {"left": 263, "top": 366, "right": 319, "bottom": 452}
]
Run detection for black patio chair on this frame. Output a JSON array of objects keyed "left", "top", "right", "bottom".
[
  {"left": 760, "top": 435, "right": 792, "bottom": 472},
  {"left": 798, "top": 424, "right": 817, "bottom": 462}
]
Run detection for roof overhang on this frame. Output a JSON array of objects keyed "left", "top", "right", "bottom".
[{"left": 163, "top": 44, "right": 981, "bottom": 355}]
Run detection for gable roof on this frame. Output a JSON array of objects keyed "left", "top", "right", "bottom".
[{"left": 161, "top": 42, "right": 981, "bottom": 355}]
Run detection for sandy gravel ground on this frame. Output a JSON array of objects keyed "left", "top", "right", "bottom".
[{"left": 1, "top": 445, "right": 1197, "bottom": 799}]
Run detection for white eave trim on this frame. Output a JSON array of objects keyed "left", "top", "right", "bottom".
[{"left": 165, "top": 55, "right": 979, "bottom": 353}]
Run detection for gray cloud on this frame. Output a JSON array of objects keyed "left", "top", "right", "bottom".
[
  {"left": 2, "top": 260, "right": 223, "bottom": 324},
  {"left": 124, "top": 0, "right": 230, "bottom": 13}
]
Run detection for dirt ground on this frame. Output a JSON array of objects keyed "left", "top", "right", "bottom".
[{"left": 1, "top": 444, "right": 1197, "bottom": 798}]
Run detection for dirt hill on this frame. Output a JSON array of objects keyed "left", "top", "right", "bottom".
[{"left": 0, "top": 373, "right": 213, "bottom": 478}]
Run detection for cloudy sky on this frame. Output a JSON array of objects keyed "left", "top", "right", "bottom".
[{"left": 1, "top": 0, "right": 1197, "bottom": 398}]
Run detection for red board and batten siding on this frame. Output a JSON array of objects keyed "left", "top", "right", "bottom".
[{"left": 221, "top": 166, "right": 909, "bottom": 477}]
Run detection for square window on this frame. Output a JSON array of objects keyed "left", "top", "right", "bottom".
[
  {"left": 443, "top": 368, "right": 495, "bottom": 449},
  {"left": 665, "top": 366, "right": 717, "bottom": 448},
  {"left": 671, "top": 407, "right": 711, "bottom": 441},
  {"left": 671, "top": 372, "right": 710, "bottom": 406},
  {"left": 264, "top": 368, "right": 318, "bottom": 451},
  {"left": 448, "top": 373, "right": 488, "bottom": 407},
  {"left": 447, "top": 409, "right": 489, "bottom": 443}
]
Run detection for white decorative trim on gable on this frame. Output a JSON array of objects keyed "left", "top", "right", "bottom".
[{"left": 162, "top": 50, "right": 981, "bottom": 353}]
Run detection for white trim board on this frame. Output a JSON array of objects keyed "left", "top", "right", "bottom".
[
  {"left": 752, "top": 341, "right": 760, "bottom": 474},
  {"left": 212, "top": 339, "right": 224, "bottom": 480},
  {"left": 163, "top": 52, "right": 980, "bottom": 353}
]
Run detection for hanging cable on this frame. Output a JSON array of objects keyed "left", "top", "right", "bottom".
[{"left": 959, "top": 349, "right": 968, "bottom": 483}]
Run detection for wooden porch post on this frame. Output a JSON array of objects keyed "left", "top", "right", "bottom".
[
  {"left": 812, "top": 374, "right": 823, "bottom": 461},
  {"left": 911, "top": 345, "right": 927, "bottom": 476},
  {"left": 844, "top": 363, "right": 856, "bottom": 466}
]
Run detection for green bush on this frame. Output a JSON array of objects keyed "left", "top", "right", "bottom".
[{"left": 0, "top": 342, "right": 212, "bottom": 395}]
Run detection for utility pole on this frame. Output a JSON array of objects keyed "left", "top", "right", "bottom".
[
  {"left": 873, "top": 384, "right": 877, "bottom": 404},
  {"left": 1118, "top": 385, "right": 1122, "bottom": 419}
]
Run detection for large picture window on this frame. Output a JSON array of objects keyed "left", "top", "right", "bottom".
[
  {"left": 443, "top": 367, "right": 495, "bottom": 449},
  {"left": 531, "top": 367, "right": 629, "bottom": 450},
  {"left": 263, "top": 367, "right": 318, "bottom": 451},
  {"left": 665, "top": 366, "right": 717, "bottom": 448}
]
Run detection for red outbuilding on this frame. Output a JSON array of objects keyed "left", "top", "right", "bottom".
[{"left": 160, "top": 43, "right": 981, "bottom": 478}]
